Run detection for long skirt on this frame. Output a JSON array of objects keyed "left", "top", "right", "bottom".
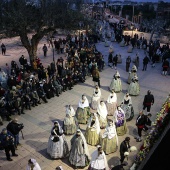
[
  {"left": 121, "top": 104, "right": 134, "bottom": 121},
  {"left": 101, "top": 136, "right": 118, "bottom": 154},
  {"left": 116, "top": 121, "right": 127, "bottom": 136},
  {"left": 106, "top": 102, "right": 117, "bottom": 116},
  {"left": 109, "top": 79, "right": 122, "bottom": 93},
  {"left": 85, "top": 128, "right": 99, "bottom": 146},
  {"left": 91, "top": 97, "right": 100, "bottom": 110},
  {"left": 47, "top": 135, "right": 69, "bottom": 159},
  {"left": 76, "top": 107, "right": 90, "bottom": 124},
  {"left": 69, "top": 151, "right": 89, "bottom": 167},
  {"left": 128, "top": 82, "right": 140, "bottom": 96},
  {"left": 98, "top": 116, "right": 107, "bottom": 129},
  {"left": 63, "top": 123, "right": 77, "bottom": 135}
]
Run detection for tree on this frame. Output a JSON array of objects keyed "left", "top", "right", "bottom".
[
  {"left": 141, "top": 19, "right": 166, "bottom": 41},
  {"left": 1, "top": 0, "right": 84, "bottom": 65}
]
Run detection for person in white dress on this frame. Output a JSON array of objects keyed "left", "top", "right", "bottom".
[
  {"left": 76, "top": 94, "right": 90, "bottom": 124},
  {"left": 101, "top": 121, "right": 118, "bottom": 154},
  {"left": 120, "top": 93, "right": 134, "bottom": 121},
  {"left": 26, "top": 158, "right": 41, "bottom": 170},
  {"left": 91, "top": 85, "right": 102, "bottom": 110},
  {"left": 128, "top": 75, "right": 140, "bottom": 96},
  {"left": 127, "top": 65, "right": 138, "bottom": 84},
  {"left": 109, "top": 71, "right": 122, "bottom": 93},
  {"left": 97, "top": 101, "right": 108, "bottom": 129},
  {"left": 65, "top": 105, "right": 75, "bottom": 116},
  {"left": 47, "top": 121, "right": 69, "bottom": 159},
  {"left": 85, "top": 113, "right": 100, "bottom": 146},
  {"left": 106, "top": 89, "right": 117, "bottom": 116},
  {"left": 89, "top": 146, "right": 109, "bottom": 170},
  {"left": 63, "top": 105, "right": 78, "bottom": 135}
]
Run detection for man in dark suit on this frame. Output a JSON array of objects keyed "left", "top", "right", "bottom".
[
  {"left": 136, "top": 111, "right": 146, "bottom": 142},
  {"left": 120, "top": 137, "right": 131, "bottom": 165},
  {"left": 143, "top": 90, "right": 154, "bottom": 114}
]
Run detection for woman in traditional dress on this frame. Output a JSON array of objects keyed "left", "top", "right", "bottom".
[
  {"left": 76, "top": 94, "right": 90, "bottom": 124},
  {"left": 47, "top": 121, "right": 69, "bottom": 159},
  {"left": 127, "top": 65, "right": 137, "bottom": 84},
  {"left": 97, "top": 101, "right": 108, "bottom": 129},
  {"left": 85, "top": 113, "right": 100, "bottom": 146},
  {"left": 101, "top": 120, "right": 118, "bottom": 154},
  {"left": 114, "top": 106, "right": 127, "bottom": 136},
  {"left": 26, "top": 159, "right": 41, "bottom": 170},
  {"left": 120, "top": 93, "right": 134, "bottom": 121},
  {"left": 120, "top": 38, "right": 125, "bottom": 47},
  {"left": 69, "top": 129, "right": 90, "bottom": 168},
  {"left": 89, "top": 146, "right": 109, "bottom": 170},
  {"left": 127, "top": 44, "right": 133, "bottom": 53},
  {"left": 109, "top": 71, "right": 122, "bottom": 93},
  {"left": 91, "top": 85, "right": 102, "bottom": 110},
  {"left": 65, "top": 104, "right": 75, "bottom": 116},
  {"left": 106, "top": 89, "right": 117, "bottom": 116},
  {"left": 63, "top": 105, "right": 78, "bottom": 135},
  {"left": 128, "top": 75, "right": 140, "bottom": 96},
  {"left": 111, "top": 32, "right": 115, "bottom": 42}
]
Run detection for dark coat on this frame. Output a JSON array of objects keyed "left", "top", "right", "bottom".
[
  {"left": 120, "top": 140, "right": 130, "bottom": 155},
  {"left": 143, "top": 94, "right": 154, "bottom": 106}
]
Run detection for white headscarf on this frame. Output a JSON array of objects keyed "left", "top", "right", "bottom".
[
  {"left": 78, "top": 95, "right": 89, "bottom": 108},
  {"left": 26, "top": 159, "right": 41, "bottom": 170},
  {"left": 75, "top": 129, "right": 90, "bottom": 159},
  {"left": 107, "top": 92, "right": 117, "bottom": 103},
  {"left": 97, "top": 101, "right": 108, "bottom": 119},
  {"left": 51, "top": 121, "right": 63, "bottom": 134},
  {"left": 93, "top": 87, "right": 101, "bottom": 98},
  {"left": 102, "top": 122, "right": 118, "bottom": 144},
  {"left": 91, "top": 146, "right": 109, "bottom": 170},
  {"left": 87, "top": 113, "right": 100, "bottom": 135},
  {"left": 66, "top": 105, "right": 75, "bottom": 117}
]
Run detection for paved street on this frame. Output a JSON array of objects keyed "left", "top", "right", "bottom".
[{"left": 0, "top": 36, "right": 170, "bottom": 170}]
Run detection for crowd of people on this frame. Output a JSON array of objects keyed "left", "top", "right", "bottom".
[{"left": 0, "top": 17, "right": 168, "bottom": 170}]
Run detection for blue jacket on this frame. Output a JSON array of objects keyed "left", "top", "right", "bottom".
[{"left": 0, "top": 131, "right": 14, "bottom": 147}]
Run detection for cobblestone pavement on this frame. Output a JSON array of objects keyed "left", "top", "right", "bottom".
[{"left": 0, "top": 36, "right": 170, "bottom": 170}]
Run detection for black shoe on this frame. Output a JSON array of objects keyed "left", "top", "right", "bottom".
[
  {"left": 12, "top": 154, "right": 18, "bottom": 157},
  {"left": 7, "top": 158, "right": 13, "bottom": 161},
  {"left": 21, "top": 112, "right": 25, "bottom": 114}
]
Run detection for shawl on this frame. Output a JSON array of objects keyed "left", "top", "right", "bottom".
[
  {"left": 87, "top": 113, "right": 100, "bottom": 134},
  {"left": 26, "top": 159, "right": 41, "bottom": 170},
  {"left": 102, "top": 123, "right": 118, "bottom": 144},
  {"left": 78, "top": 96, "right": 89, "bottom": 108},
  {"left": 65, "top": 106, "right": 75, "bottom": 117},
  {"left": 114, "top": 108, "right": 125, "bottom": 126},
  {"left": 91, "top": 147, "right": 109, "bottom": 170},
  {"left": 93, "top": 88, "right": 101, "bottom": 98},
  {"left": 97, "top": 102, "right": 108, "bottom": 119},
  {"left": 107, "top": 92, "right": 117, "bottom": 103}
]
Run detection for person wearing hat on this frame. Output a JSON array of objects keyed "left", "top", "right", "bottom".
[
  {"left": 119, "top": 137, "right": 131, "bottom": 165},
  {"left": 0, "top": 128, "right": 18, "bottom": 161},
  {"left": 143, "top": 90, "right": 154, "bottom": 114},
  {"left": 7, "top": 118, "right": 24, "bottom": 148}
]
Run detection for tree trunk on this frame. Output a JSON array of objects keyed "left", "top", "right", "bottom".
[
  {"left": 150, "top": 30, "right": 154, "bottom": 42},
  {"left": 27, "top": 45, "right": 38, "bottom": 66}
]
